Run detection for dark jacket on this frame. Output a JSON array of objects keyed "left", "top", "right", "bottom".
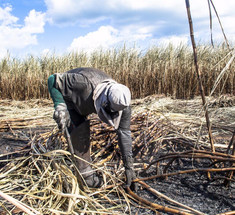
[{"left": 54, "top": 68, "right": 112, "bottom": 116}]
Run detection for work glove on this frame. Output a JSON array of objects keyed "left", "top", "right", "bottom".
[
  {"left": 123, "top": 156, "right": 137, "bottom": 191},
  {"left": 53, "top": 103, "right": 71, "bottom": 132}
]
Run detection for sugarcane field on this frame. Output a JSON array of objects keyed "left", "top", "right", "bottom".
[
  {"left": 1, "top": 1, "right": 235, "bottom": 215},
  {"left": 0, "top": 94, "right": 235, "bottom": 215}
]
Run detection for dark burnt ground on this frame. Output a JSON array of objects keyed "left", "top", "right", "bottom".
[
  {"left": 133, "top": 143, "right": 235, "bottom": 215},
  {"left": 135, "top": 174, "right": 234, "bottom": 215},
  {"left": 1, "top": 128, "right": 234, "bottom": 215},
  {"left": 128, "top": 95, "right": 235, "bottom": 214},
  {"left": 0, "top": 126, "right": 53, "bottom": 170},
  {"left": 0, "top": 96, "right": 234, "bottom": 214}
]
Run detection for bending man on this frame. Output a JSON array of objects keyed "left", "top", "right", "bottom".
[{"left": 48, "top": 67, "right": 135, "bottom": 188}]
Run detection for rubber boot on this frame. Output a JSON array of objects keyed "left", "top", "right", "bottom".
[{"left": 70, "top": 120, "right": 102, "bottom": 188}]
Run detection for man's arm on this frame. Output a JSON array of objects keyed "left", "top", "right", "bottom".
[
  {"left": 116, "top": 106, "right": 136, "bottom": 189},
  {"left": 48, "top": 74, "right": 65, "bottom": 108},
  {"left": 48, "top": 74, "right": 70, "bottom": 131}
]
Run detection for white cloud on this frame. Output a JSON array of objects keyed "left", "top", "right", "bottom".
[
  {"left": 154, "top": 35, "right": 189, "bottom": 47},
  {"left": 45, "top": 0, "right": 235, "bottom": 51},
  {"left": 45, "top": 0, "right": 88, "bottom": 25},
  {"left": 68, "top": 25, "right": 151, "bottom": 53},
  {"left": 24, "top": 10, "right": 46, "bottom": 33},
  {"left": 0, "top": 5, "right": 18, "bottom": 26},
  {"left": 0, "top": 5, "right": 46, "bottom": 57},
  {"left": 107, "top": 0, "right": 183, "bottom": 12},
  {"left": 2, "top": 0, "right": 234, "bottom": 57},
  {"left": 45, "top": 0, "right": 235, "bottom": 25},
  {"left": 45, "top": 0, "right": 185, "bottom": 25},
  {"left": 45, "top": 0, "right": 183, "bottom": 15},
  {"left": 68, "top": 26, "right": 120, "bottom": 52}
]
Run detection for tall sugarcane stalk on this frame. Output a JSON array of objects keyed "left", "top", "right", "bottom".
[{"left": 185, "top": 0, "right": 215, "bottom": 152}]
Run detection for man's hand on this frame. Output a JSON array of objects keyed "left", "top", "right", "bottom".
[
  {"left": 123, "top": 156, "right": 137, "bottom": 191},
  {"left": 53, "top": 103, "right": 71, "bottom": 132},
  {"left": 125, "top": 168, "right": 137, "bottom": 191}
]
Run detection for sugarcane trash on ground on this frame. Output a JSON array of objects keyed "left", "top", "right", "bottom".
[{"left": 0, "top": 95, "right": 234, "bottom": 214}]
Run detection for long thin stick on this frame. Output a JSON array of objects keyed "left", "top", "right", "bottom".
[
  {"left": 127, "top": 188, "right": 193, "bottom": 215},
  {"left": 0, "top": 191, "right": 40, "bottom": 215},
  {"left": 135, "top": 167, "right": 235, "bottom": 182},
  {"left": 226, "top": 130, "right": 235, "bottom": 154},
  {"left": 209, "top": 50, "right": 235, "bottom": 97},
  {"left": 138, "top": 181, "right": 204, "bottom": 215},
  {"left": 207, "top": 0, "right": 214, "bottom": 46},
  {"left": 217, "top": 211, "right": 235, "bottom": 215},
  {"left": 209, "top": 0, "right": 230, "bottom": 49},
  {"left": 224, "top": 131, "right": 235, "bottom": 186},
  {"left": 185, "top": 0, "right": 215, "bottom": 152}
]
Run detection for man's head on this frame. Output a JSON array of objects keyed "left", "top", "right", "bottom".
[
  {"left": 93, "top": 81, "right": 131, "bottom": 129},
  {"left": 107, "top": 83, "right": 131, "bottom": 112}
]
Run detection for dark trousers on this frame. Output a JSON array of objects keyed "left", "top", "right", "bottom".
[{"left": 68, "top": 106, "right": 133, "bottom": 158}]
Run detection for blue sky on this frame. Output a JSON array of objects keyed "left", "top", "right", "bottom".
[{"left": 1, "top": 0, "right": 235, "bottom": 58}]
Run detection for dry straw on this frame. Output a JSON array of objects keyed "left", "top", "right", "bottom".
[
  {"left": 0, "top": 44, "right": 234, "bottom": 101},
  {"left": 0, "top": 108, "right": 234, "bottom": 214}
]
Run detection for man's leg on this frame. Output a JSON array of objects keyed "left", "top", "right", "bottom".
[{"left": 68, "top": 109, "right": 102, "bottom": 188}]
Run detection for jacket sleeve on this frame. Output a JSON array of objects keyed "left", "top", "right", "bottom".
[
  {"left": 48, "top": 74, "right": 65, "bottom": 108},
  {"left": 116, "top": 106, "right": 133, "bottom": 157}
]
